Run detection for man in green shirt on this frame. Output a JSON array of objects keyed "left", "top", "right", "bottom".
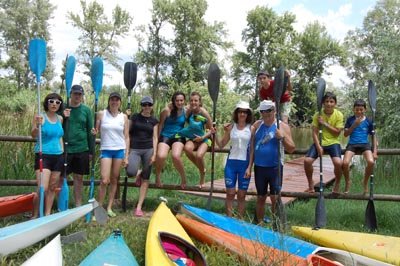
[{"left": 64, "top": 85, "right": 94, "bottom": 206}]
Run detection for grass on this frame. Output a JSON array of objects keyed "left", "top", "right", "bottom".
[{"left": 1, "top": 94, "right": 400, "bottom": 265}]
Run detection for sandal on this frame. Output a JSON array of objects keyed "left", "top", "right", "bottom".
[
  {"left": 134, "top": 209, "right": 144, "bottom": 217},
  {"left": 107, "top": 209, "right": 117, "bottom": 217}
]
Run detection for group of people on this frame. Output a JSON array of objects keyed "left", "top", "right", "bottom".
[{"left": 31, "top": 72, "right": 377, "bottom": 223}]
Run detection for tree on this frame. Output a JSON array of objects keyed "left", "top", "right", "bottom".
[
  {"left": 0, "top": 0, "right": 55, "bottom": 90},
  {"left": 68, "top": 0, "right": 132, "bottom": 77},
  {"left": 230, "top": 6, "right": 296, "bottom": 107},
  {"left": 344, "top": 0, "right": 400, "bottom": 146}
]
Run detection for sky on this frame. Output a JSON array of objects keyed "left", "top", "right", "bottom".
[{"left": 48, "top": 0, "right": 377, "bottom": 89}]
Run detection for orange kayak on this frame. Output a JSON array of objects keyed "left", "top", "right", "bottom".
[
  {"left": 176, "top": 214, "right": 307, "bottom": 266},
  {"left": 0, "top": 193, "right": 35, "bottom": 218}
]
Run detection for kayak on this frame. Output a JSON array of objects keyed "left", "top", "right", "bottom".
[
  {"left": 0, "top": 193, "right": 35, "bottom": 218},
  {"left": 145, "top": 201, "right": 207, "bottom": 266},
  {"left": 180, "top": 203, "right": 317, "bottom": 258},
  {"left": 80, "top": 230, "right": 138, "bottom": 266},
  {"left": 292, "top": 226, "right": 400, "bottom": 265},
  {"left": 0, "top": 200, "right": 98, "bottom": 256},
  {"left": 21, "top": 234, "right": 62, "bottom": 266},
  {"left": 176, "top": 214, "right": 307, "bottom": 266},
  {"left": 180, "top": 204, "right": 392, "bottom": 266}
]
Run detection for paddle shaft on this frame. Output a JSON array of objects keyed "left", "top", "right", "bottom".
[
  {"left": 36, "top": 81, "right": 45, "bottom": 218},
  {"left": 121, "top": 91, "right": 132, "bottom": 212}
]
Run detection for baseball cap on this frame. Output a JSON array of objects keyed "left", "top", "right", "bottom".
[
  {"left": 258, "top": 100, "right": 275, "bottom": 111},
  {"left": 141, "top": 96, "right": 153, "bottom": 104},
  {"left": 109, "top": 92, "right": 121, "bottom": 100},
  {"left": 257, "top": 71, "right": 271, "bottom": 78},
  {"left": 71, "top": 85, "right": 84, "bottom": 94}
]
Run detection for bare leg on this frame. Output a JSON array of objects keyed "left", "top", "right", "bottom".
[
  {"left": 107, "top": 158, "right": 123, "bottom": 212},
  {"left": 332, "top": 157, "right": 343, "bottom": 193},
  {"left": 155, "top": 143, "right": 170, "bottom": 187},
  {"left": 136, "top": 180, "right": 149, "bottom": 212},
  {"left": 342, "top": 151, "right": 354, "bottom": 193},
  {"left": 98, "top": 158, "right": 112, "bottom": 207},
  {"left": 45, "top": 171, "right": 60, "bottom": 216},
  {"left": 256, "top": 195, "right": 267, "bottom": 224},
  {"left": 270, "top": 195, "right": 277, "bottom": 215},
  {"left": 195, "top": 143, "right": 208, "bottom": 187},
  {"left": 171, "top": 142, "right": 187, "bottom": 188},
  {"left": 237, "top": 189, "right": 247, "bottom": 218},
  {"left": 32, "top": 169, "right": 50, "bottom": 218},
  {"left": 363, "top": 150, "right": 375, "bottom": 193},
  {"left": 304, "top": 157, "right": 316, "bottom": 192},
  {"left": 225, "top": 188, "right": 235, "bottom": 217},
  {"left": 73, "top": 173, "right": 83, "bottom": 207}
]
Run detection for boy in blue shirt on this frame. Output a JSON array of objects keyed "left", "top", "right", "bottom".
[{"left": 343, "top": 99, "right": 377, "bottom": 194}]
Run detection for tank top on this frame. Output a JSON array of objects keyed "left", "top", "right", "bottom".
[
  {"left": 254, "top": 121, "right": 284, "bottom": 167},
  {"left": 228, "top": 123, "right": 251, "bottom": 161},
  {"left": 100, "top": 109, "right": 126, "bottom": 150},
  {"left": 34, "top": 113, "right": 64, "bottom": 155},
  {"left": 160, "top": 108, "right": 186, "bottom": 138}
]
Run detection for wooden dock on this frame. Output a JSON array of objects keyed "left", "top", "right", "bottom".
[{"left": 183, "top": 156, "right": 336, "bottom": 206}]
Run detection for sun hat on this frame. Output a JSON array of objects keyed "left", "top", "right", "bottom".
[
  {"left": 258, "top": 100, "right": 275, "bottom": 111},
  {"left": 141, "top": 96, "right": 154, "bottom": 104},
  {"left": 235, "top": 101, "right": 252, "bottom": 113}
]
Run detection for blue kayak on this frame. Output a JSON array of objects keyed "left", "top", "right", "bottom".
[
  {"left": 180, "top": 204, "right": 317, "bottom": 259},
  {"left": 80, "top": 230, "right": 139, "bottom": 266}
]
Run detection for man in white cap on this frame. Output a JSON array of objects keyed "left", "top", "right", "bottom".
[{"left": 246, "top": 100, "right": 295, "bottom": 225}]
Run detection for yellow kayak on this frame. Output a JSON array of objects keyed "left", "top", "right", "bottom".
[
  {"left": 292, "top": 226, "right": 400, "bottom": 265},
  {"left": 145, "top": 201, "right": 207, "bottom": 266}
]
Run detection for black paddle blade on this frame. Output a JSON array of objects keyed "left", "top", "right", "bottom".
[
  {"left": 273, "top": 66, "right": 285, "bottom": 105},
  {"left": 207, "top": 63, "right": 220, "bottom": 103},
  {"left": 123, "top": 62, "right": 138, "bottom": 94},
  {"left": 368, "top": 80, "right": 377, "bottom": 114},
  {"left": 274, "top": 197, "right": 287, "bottom": 232},
  {"left": 365, "top": 199, "right": 378, "bottom": 231},
  {"left": 316, "top": 78, "right": 326, "bottom": 112},
  {"left": 315, "top": 195, "right": 327, "bottom": 228}
]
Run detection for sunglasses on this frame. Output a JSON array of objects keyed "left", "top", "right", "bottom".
[
  {"left": 141, "top": 103, "right": 153, "bottom": 107},
  {"left": 237, "top": 110, "right": 248, "bottom": 114},
  {"left": 48, "top": 99, "right": 62, "bottom": 105},
  {"left": 260, "top": 109, "right": 274, "bottom": 113}
]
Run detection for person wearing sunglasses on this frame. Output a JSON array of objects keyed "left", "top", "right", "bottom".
[
  {"left": 62, "top": 85, "right": 94, "bottom": 207},
  {"left": 257, "top": 70, "right": 292, "bottom": 124},
  {"left": 246, "top": 100, "right": 295, "bottom": 224},
  {"left": 216, "top": 100, "right": 254, "bottom": 218},
  {"left": 31, "top": 93, "right": 64, "bottom": 218},
  {"left": 126, "top": 96, "right": 159, "bottom": 217},
  {"left": 92, "top": 92, "right": 129, "bottom": 218}
]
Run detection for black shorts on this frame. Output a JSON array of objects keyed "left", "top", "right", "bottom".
[
  {"left": 306, "top": 143, "right": 342, "bottom": 159},
  {"left": 345, "top": 143, "right": 371, "bottom": 154},
  {"left": 254, "top": 165, "right": 282, "bottom": 196},
  {"left": 34, "top": 153, "right": 63, "bottom": 172},
  {"left": 67, "top": 151, "right": 90, "bottom": 175},
  {"left": 159, "top": 135, "right": 186, "bottom": 147}
]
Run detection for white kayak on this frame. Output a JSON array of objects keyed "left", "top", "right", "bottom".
[
  {"left": 21, "top": 234, "right": 62, "bottom": 266},
  {"left": 0, "top": 200, "right": 98, "bottom": 256}
]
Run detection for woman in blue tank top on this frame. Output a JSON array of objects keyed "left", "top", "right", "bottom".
[{"left": 31, "top": 93, "right": 64, "bottom": 218}]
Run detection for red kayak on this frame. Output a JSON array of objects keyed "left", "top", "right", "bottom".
[{"left": 0, "top": 193, "right": 35, "bottom": 217}]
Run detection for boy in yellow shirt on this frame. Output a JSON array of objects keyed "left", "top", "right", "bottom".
[{"left": 304, "top": 92, "right": 344, "bottom": 193}]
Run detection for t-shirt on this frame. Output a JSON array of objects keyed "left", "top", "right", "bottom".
[
  {"left": 129, "top": 113, "right": 158, "bottom": 149},
  {"left": 345, "top": 116, "right": 373, "bottom": 144},
  {"left": 65, "top": 104, "right": 93, "bottom": 154},
  {"left": 312, "top": 108, "right": 344, "bottom": 146},
  {"left": 259, "top": 80, "right": 291, "bottom": 103}
]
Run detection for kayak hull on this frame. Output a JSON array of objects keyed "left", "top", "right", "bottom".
[
  {"left": 21, "top": 234, "right": 62, "bottom": 266},
  {"left": 80, "top": 230, "right": 139, "bottom": 266},
  {"left": 292, "top": 226, "right": 400, "bottom": 265},
  {"left": 0, "top": 193, "right": 35, "bottom": 218}
]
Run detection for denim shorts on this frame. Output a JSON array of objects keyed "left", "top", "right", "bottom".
[{"left": 306, "top": 143, "right": 342, "bottom": 158}]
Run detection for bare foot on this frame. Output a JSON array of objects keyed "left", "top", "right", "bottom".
[
  {"left": 344, "top": 181, "right": 351, "bottom": 194},
  {"left": 155, "top": 177, "right": 163, "bottom": 188},
  {"left": 180, "top": 182, "right": 186, "bottom": 189},
  {"left": 305, "top": 188, "right": 315, "bottom": 193},
  {"left": 198, "top": 183, "right": 204, "bottom": 189}
]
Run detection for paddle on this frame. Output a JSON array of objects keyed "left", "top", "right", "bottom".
[
  {"left": 28, "top": 38, "right": 47, "bottom": 217},
  {"left": 206, "top": 63, "right": 220, "bottom": 210},
  {"left": 365, "top": 80, "right": 378, "bottom": 231},
  {"left": 315, "top": 77, "right": 327, "bottom": 228},
  {"left": 121, "top": 62, "right": 138, "bottom": 212},
  {"left": 58, "top": 55, "right": 76, "bottom": 212},
  {"left": 85, "top": 57, "right": 104, "bottom": 223},
  {"left": 272, "top": 66, "right": 287, "bottom": 232}
]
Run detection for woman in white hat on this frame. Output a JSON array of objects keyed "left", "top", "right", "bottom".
[{"left": 217, "top": 100, "right": 253, "bottom": 217}]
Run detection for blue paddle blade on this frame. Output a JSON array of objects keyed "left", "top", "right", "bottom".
[
  {"left": 91, "top": 57, "right": 104, "bottom": 100},
  {"left": 65, "top": 56, "right": 76, "bottom": 95},
  {"left": 28, "top": 39, "right": 47, "bottom": 82},
  {"left": 58, "top": 178, "right": 69, "bottom": 211}
]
